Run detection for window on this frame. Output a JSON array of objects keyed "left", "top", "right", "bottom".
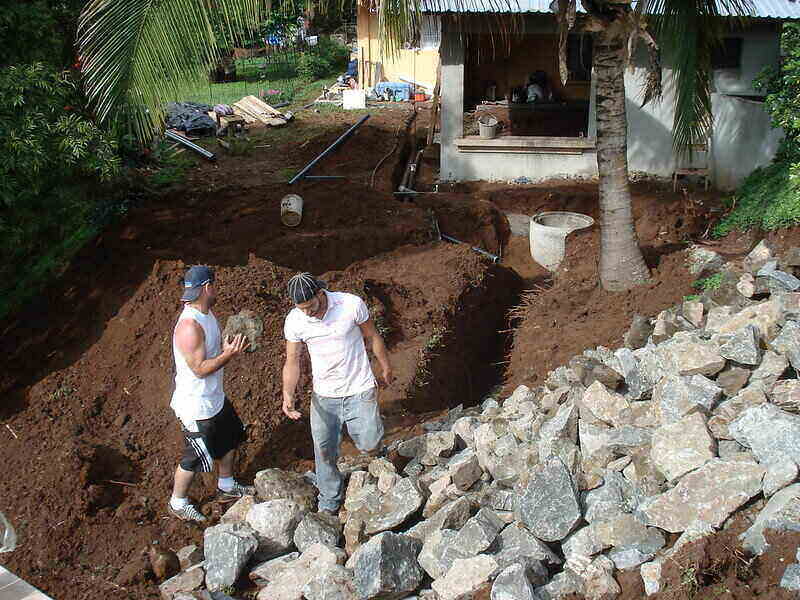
[
  {"left": 419, "top": 15, "right": 441, "bottom": 50},
  {"left": 567, "top": 34, "right": 593, "bottom": 82},
  {"left": 712, "top": 38, "right": 743, "bottom": 69}
]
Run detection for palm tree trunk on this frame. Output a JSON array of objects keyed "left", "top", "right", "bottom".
[{"left": 593, "top": 32, "right": 651, "bottom": 291}]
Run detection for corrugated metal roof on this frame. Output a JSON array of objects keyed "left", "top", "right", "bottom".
[{"left": 422, "top": 0, "right": 800, "bottom": 18}]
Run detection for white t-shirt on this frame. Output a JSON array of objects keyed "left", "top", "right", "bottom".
[
  {"left": 171, "top": 305, "right": 225, "bottom": 428},
  {"left": 284, "top": 291, "right": 377, "bottom": 397}
]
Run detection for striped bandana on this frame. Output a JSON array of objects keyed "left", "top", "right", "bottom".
[{"left": 287, "top": 272, "right": 326, "bottom": 304}]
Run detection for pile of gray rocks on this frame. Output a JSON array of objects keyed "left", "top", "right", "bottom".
[{"left": 161, "top": 239, "right": 800, "bottom": 600}]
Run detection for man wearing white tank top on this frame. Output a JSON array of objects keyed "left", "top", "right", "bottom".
[{"left": 168, "top": 265, "right": 254, "bottom": 522}]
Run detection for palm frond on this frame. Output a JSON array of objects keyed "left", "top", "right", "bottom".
[
  {"left": 641, "top": 0, "right": 755, "bottom": 156},
  {"left": 78, "top": 0, "right": 263, "bottom": 143}
]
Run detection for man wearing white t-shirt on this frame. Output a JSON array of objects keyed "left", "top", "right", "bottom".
[{"left": 282, "top": 272, "right": 394, "bottom": 515}]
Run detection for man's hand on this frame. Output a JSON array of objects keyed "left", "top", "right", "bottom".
[
  {"left": 378, "top": 365, "right": 395, "bottom": 388},
  {"left": 223, "top": 334, "right": 250, "bottom": 357},
  {"left": 282, "top": 397, "right": 302, "bottom": 420}
]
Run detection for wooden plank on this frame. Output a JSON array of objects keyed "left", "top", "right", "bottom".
[{"left": 426, "top": 63, "right": 442, "bottom": 146}]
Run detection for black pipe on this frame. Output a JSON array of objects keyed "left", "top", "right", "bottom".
[
  {"left": 441, "top": 234, "right": 501, "bottom": 264},
  {"left": 289, "top": 115, "right": 370, "bottom": 184},
  {"left": 165, "top": 130, "right": 216, "bottom": 161}
]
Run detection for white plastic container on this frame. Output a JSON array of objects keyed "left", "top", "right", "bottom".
[
  {"left": 478, "top": 114, "right": 499, "bottom": 139},
  {"left": 1, "top": 511, "right": 17, "bottom": 553},
  {"left": 343, "top": 89, "right": 366, "bottom": 110},
  {"left": 529, "top": 211, "right": 594, "bottom": 270},
  {"left": 280, "top": 194, "right": 304, "bottom": 227}
]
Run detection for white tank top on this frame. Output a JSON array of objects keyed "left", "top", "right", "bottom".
[{"left": 171, "top": 305, "right": 225, "bottom": 426}]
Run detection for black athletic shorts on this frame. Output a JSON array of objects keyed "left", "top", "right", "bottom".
[{"left": 180, "top": 398, "right": 246, "bottom": 473}]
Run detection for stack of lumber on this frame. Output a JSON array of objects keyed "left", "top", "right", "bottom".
[{"left": 232, "top": 95, "right": 292, "bottom": 127}]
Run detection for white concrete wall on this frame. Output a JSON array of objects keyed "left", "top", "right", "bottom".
[{"left": 441, "top": 19, "right": 784, "bottom": 190}]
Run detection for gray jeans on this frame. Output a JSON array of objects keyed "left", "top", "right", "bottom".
[{"left": 310, "top": 387, "right": 384, "bottom": 512}]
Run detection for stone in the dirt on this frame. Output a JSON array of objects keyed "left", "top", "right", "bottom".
[
  {"left": 730, "top": 404, "right": 800, "bottom": 466},
  {"left": 687, "top": 245, "right": 724, "bottom": 275},
  {"left": 254, "top": 468, "right": 317, "bottom": 512},
  {"left": 716, "top": 299, "right": 782, "bottom": 340},
  {"left": 716, "top": 325, "right": 761, "bottom": 366},
  {"left": 765, "top": 269, "right": 800, "bottom": 291},
  {"left": 614, "top": 347, "right": 646, "bottom": 400},
  {"left": 448, "top": 448, "right": 482, "bottom": 491},
  {"left": 407, "top": 497, "right": 472, "bottom": 542},
  {"left": 640, "top": 459, "right": 765, "bottom": 532},
  {"left": 203, "top": 522, "right": 258, "bottom": 592},
  {"left": 451, "top": 416, "right": 480, "bottom": 449},
  {"left": 769, "top": 320, "right": 800, "bottom": 369},
  {"left": 744, "top": 239, "right": 774, "bottom": 273},
  {"left": 368, "top": 457, "right": 396, "bottom": 478},
  {"left": 302, "top": 564, "right": 357, "bottom": 600},
  {"left": 249, "top": 552, "right": 300, "bottom": 585},
  {"left": 751, "top": 351, "right": 790, "bottom": 389},
  {"left": 580, "top": 382, "right": 631, "bottom": 427},
  {"left": 708, "top": 384, "right": 768, "bottom": 439},
  {"left": 716, "top": 366, "right": 751, "bottom": 397},
  {"left": 763, "top": 458, "right": 799, "bottom": 497},
  {"left": 683, "top": 300, "right": 705, "bottom": 328},
  {"left": 257, "top": 543, "right": 346, "bottom": 600},
  {"left": 582, "top": 555, "right": 621, "bottom": 600},
  {"left": 220, "top": 495, "right": 256, "bottom": 524},
  {"left": 247, "top": 499, "right": 306, "bottom": 557},
  {"left": 741, "top": 483, "right": 800, "bottom": 555},
  {"left": 491, "top": 563, "right": 536, "bottom": 600},
  {"left": 451, "top": 507, "right": 504, "bottom": 556},
  {"left": 662, "top": 337, "right": 726, "bottom": 376},
  {"left": 737, "top": 273, "right": 756, "bottom": 298},
  {"left": 582, "top": 477, "right": 625, "bottom": 523},
  {"left": 650, "top": 412, "right": 715, "bottom": 482},
  {"left": 176, "top": 545, "right": 203, "bottom": 571},
  {"left": 624, "top": 314, "right": 653, "bottom": 350},
  {"left": 491, "top": 521, "right": 562, "bottom": 567},
  {"left": 640, "top": 560, "right": 662, "bottom": 596},
  {"left": 579, "top": 422, "right": 652, "bottom": 458},
  {"left": 432, "top": 555, "right": 499, "bottom": 600},
  {"left": 562, "top": 525, "right": 606, "bottom": 564},
  {"left": 535, "top": 568, "right": 585, "bottom": 600},
  {"left": 293, "top": 511, "right": 341, "bottom": 553},
  {"left": 569, "top": 356, "right": 624, "bottom": 390},
  {"left": 418, "top": 529, "right": 459, "bottom": 579},
  {"left": 772, "top": 379, "right": 800, "bottom": 410},
  {"left": 363, "top": 476, "right": 425, "bottom": 535},
  {"left": 539, "top": 401, "right": 578, "bottom": 444},
  {"left": 350, "top": 532, "right": 424, "bottom": 600},
  {"left": 421, "top": 431, "right": 457, "bottom": 466},
  {"left": 705, "top": 305, "right": 733, "bottom": 333},
  {"left": 653, "top": 375, "right": 713, "bottom": 425},
  {"left": 223, "top": 309, "right": 263, "bottom": 351},
  {"left": 518, "top": 457, "right": 581, "bottom": 542},
  {"left": 160, "top": 564, "right": 204, "bottom": 600},
  {"left": 608, "top": 547, "right": 654, "bottom": 570}
]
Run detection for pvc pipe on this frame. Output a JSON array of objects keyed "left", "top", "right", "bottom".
[
  {"left": 165, "top": 130, "right": 216, "bottom": 161},
  {"left": 289, "top": 115, "right": 370, "bottom": 184}
]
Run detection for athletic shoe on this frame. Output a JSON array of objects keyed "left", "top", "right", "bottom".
[
  {"left": 215, "top": 481, "right": 256, "bottom": 503},
  {"left": 168, "top": 503, "right": 207, "bottom": 523}
]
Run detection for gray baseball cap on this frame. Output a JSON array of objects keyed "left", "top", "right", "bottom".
[
  {"left": 287, "top": 272, "right": 326, "bottom": 304},
  {"left": 181, "top": 265, "right": 214, "bottom": 302}
]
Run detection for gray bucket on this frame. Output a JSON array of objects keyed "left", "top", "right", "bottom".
[
  {"left": 529, "top": 211, "right": 594, "bottom": 270},
  {"left": 478, "top": 115, "right": 499, "bottom": 139}
]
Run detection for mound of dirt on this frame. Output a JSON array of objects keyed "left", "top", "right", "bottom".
[{"left": 0, "top": 241, "right": 515, "bottom": 600}]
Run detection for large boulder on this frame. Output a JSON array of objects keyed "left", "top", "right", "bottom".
[
  {"left": 249, "top": 552, "right": 300, "bottom": 585},
  {"left": 661, "top": 336, "right": 726, "bottom": 377},
  {"left": 350, "top": 532, "right": 424, "bottom": 600},
  {"left": 491, "top": 522, "right": 562, "bottom": 568},
  {"left": 580, "top": 382, "right": 631, "bottom": 427},
  {"left": 254, "top": 468, "right": 317, "bottom": 511},
  {"left": 203, "top": 522, "right": 258, "bottom": 592},
  {"left": 293, "top": 512, "right": 342, "bottom": 553},
  {"left": 405, "top": 497, "right": 473, "bottom": 542},
  {"left": 257, "top": 544, "right": 347, "bottom": 600},
  {"left": 247, "top": 499, "right": 306, "bottom": 557},
  {"left": 729, "top": 404, "right": 800, "bottom": 466},
  {"left": 579, "top": 422, "right": 652, "bottom": 458},
  {"left": 640, "top": 459, "right": 765, "bottom": 532},
  {"left": 418, "top": 529, "right": 459, "bottom": 579},
  {"left": 517, "top": 457, "right": 581, "bottom": 542},
  {"left": 302, "top": 564, "right": 358, "bottom": 600},
  {"left": 652, "top": 375, "right": 718, "bottom": 425},
  {"left": 740, "top": 483, "right": 800, "bottom": 555},
  {"left": 432, "top": 555, "right": 500, "bottom": 600},
  {"left": 362, "top": 477, "right": 425, "bottom": 535},
  {"left": 650, "top": 413, "right": 715, "bottom": 482},
  {"left": 491, "top": 563, "right": 537, "bottom": 600},
  {"left": 715, "top": 325, "right": 762, "bottom": 366},
  {"left": 159, "top": 564, "right": 204, "bottom": 600}
]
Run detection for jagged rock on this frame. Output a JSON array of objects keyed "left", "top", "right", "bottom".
[
  {"left": 769, "top": 320, "right": 800, "bottom": 370},
  {"left": 650, "top": 412, "right": 715, "bottom": 482},
  {"left": 708, "top": 384, "right": 768, "bottom": 440},
  {"left": 661, "top": 337, "right": 726, "bottom": 377},
  {"left": 653, "top": 375, "right": 716, "bottom": 425},
  {"left": 293, "top": 512, "right": 341, "bottom": 553},
  {"left": 421, "top": 431, "right": 457, "bottom": 465},
  {"left": 483, "top": 397, "right": 501, "bottom": 413},
  {"left": 518, "top": 457, "right": 581, "bottom": 542},
  {"left": 220, "top": 495, "right": 256, "bottom": 524},
  {"left": 615, "top": 348, "right": 647, "bottom": 400},
  {"left": 687, "top": 245, "right": 724, "bottom": 275},
  {"left": 350, "top": 532, "right": 423, "bottom": 600},
  {"left": 257, "top": 544, "right": 346, "bottom": 600},
  {"left": 772, "top": 380, "right": 800, "bottom": 410},
  {"left": 423, "top": 474, "right": 452, "bottom": 518},
  {"left": 751, "top": 351, "right": 789, "bottom": 388},
  {"left": 536, "top": 568, "right": 585, "bottom": 600},
  {"left": 448, "top": 449, "right": 482, "bottom": 491},
  {"left": 504, "top": 385, "right": 536, "bottom": 410},
  {"left": 302, "top": 564, "right": 357, "bottom": 600},
  {"left": 204, "top": 522, "right": 258, "bottom": 592},
  {"left": 491, "top": 563, "right": 537, "bottom": 600},
  {"left": 368, "top": 457, "right": 396, "bottom": 478},
  {"left": 683, "top": 300, "right": 705, "bottom": 328},
  {"left": 764, "top": 458, "right": 799, "bottom": 497},
  {"left": 247, "top": 500, "right": 306, "bottom": 557},
  {"left": 640, "top": 459, "right": 765, "bottom": 532},
  {"left": 361, "top": 477, "right": 425, "bottom": 535},
  {"left": 403, "top": 459, "right": 424, "bottom": 477},
  {"left": 652, "top": 309, "right": 695, "bottom": 344},
  {"left": 737, "top": 273, "right": 756, "bottom": 298},
  {"left": 510, "top": 412, "right": 545, "bottom": 443},
  {"left": 249, "top": 552, "right": 300, "bottom": 585},
  {"left": 580, "top": 382, "right": 631, "bottom": 427},
  {"left": 160, "top": 564, "right": 204, "bottom": 600},
  {"left": 450, "top": 508, "right": 504, "bottom": 557},
  {"left": 781, "top": 564, "right": 800, "bottom": 591},
  {"left": 432, "top": 555, "right": 499, "bottom": 600},
  {"left": 343, "top": 516, "right": 366, "bottom": 557},
  {"left": 715, "top": 299, "right": 782, "bottom": 340},
  {"left": 741, "top": 483, "right": 800, "bottom": 554},
  {"left": 345, "top": 482, "right": 379, "bottom": 516},
  {"left": 718, "top": 440, "right": 747, "bottom": 458},
  {"left": 254, "top": 469, "right": 317, "bottom": 511},
  {"left": 730, "top": 404, "right": 800, "bottom": 466},
  {"left": 765, "top": 269, "right": 800, "bottom": 291},
  {"left": 539, "top": 401, "right": 578, "bottom": 444},
  {"left": 579, "top": 422, "right": 652, "bottom": 458},
  {"left": 569, "top": 356, "right": 624, "bottom": 389},
  {"left": 744, "top": 240, "right": 774, "bottom": 273},
  {"left": 781, "top": 292, "right": 800, "bottom": 319},
  {"left": 176, "top": 545, "right": 203, "bottom": 571},
  {"left": 582, "top": 477, "right": 625, "bottom": 523},
  {"left": 344, "top": 471, "right": 371, "bottom": 512},
  {"left": 491, "top": 522, "right": 562, "bottom": 567},
  {"left": 451, "top": 416, "right": 480, "bottom": 449},
  {"left": 640, "top": 560, "right": 663, "bottom": 596},
  {"left": 608, "top": 456, "right": 632, "bottom": 472},
  {"left": 608, "top": 547, "right": 654, "bottom": 570},
  {"left": 716, "top": 325, "right": 761, "bottom": 366},
  {"left": 582, "top": 555, "right": 621, "bottom": 600},
  {"left": 688, "top": 375, "right": 724, "bottom": 410},
  {"left": 705, "top": 306, "right": 733, "bottom": 333},
  {"left": 418, "top": 529, "right": 459, "bottom": 579},
  {"left": 406, "top": 497, "right": 472, "bottom": 542},
  {"left": 480, "top": 482, "right": 517, "bottom": 513},
  {"left": 223, "top": 309, "right": 263, "bottom": 351},
  {"left": 716, "top": 366, "right": 751, "bottom": 397},
  {"left": 546, "top": 367, "right": 581, "bottom": 390},
  {"left": 624, "top": 451, "right": 667, "bottom": 498},
  {"left": 562, "top": 524, "right": 606, "bottom": 565},
  {"left": 625, "top": 315, "right": 653, "bottom": 350},
  {"left": 378, "top": 471, "right": 399, "bottom": 494}
]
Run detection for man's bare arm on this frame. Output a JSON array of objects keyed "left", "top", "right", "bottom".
[
  {"left": 359, "top": 318, "right": 394, "bottom": 387},
  {"left": 282, "top": 341, "right": 303, "bottom": 419},
  {"left": 175, "top": 320, "right": 248, "bottom": 378}
]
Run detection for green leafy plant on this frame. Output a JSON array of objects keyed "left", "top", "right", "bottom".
[
  {"left": 693, "top": 273, "right": 724, "bottom": 292},
  {"left": 296, "top": 51, "right": 333, "bottom": 81}
]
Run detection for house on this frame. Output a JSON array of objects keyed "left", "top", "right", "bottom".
[{"left": 411, "top": 0, "right": 800, "bottom": 190}]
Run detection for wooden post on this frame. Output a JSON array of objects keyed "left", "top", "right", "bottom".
[{"left": 427, "top": 63, "right": 442, "bottom": 146}]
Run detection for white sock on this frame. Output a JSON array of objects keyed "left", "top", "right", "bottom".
[
  {"left": 170, "top": 496, "right": 189, "bottom": 510},
  {"left": 218, "top": 476, "right": 235, "bottom": 491}
]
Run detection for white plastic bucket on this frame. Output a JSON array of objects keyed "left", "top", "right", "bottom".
[
  {"left": 478, "top": 115, "right": 499, "bottom": 139},
  {"left": 280, "top": 194, "right": 303, "bottom": 227},
  {"left": 529, "top": 211, "right": 594, "bottom": 270}
]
